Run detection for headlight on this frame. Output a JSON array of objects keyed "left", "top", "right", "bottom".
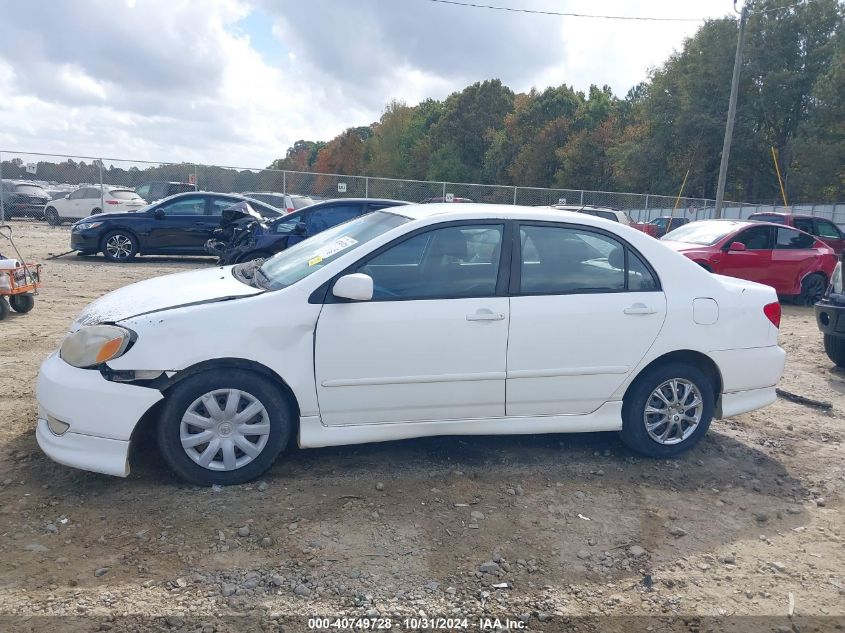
[
  {"left": 60, "top": 325, "right": 133, "bottom": 368},
  {"left": 831, "top": 261, "right": 843, "bottom": 295},
  {"left": 74, "top": 221, "right": 103, "bottom": 232}
]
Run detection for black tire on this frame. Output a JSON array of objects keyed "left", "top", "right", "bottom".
[
  {"left": 9, "top": 294, "right": 34, "bottom": 314},
  {"left": 0, "top": 298, "right": 8, "bottom": 321},
  {"left": 799, "top": 273, "right": 826, "bottom": 306},
  {"left": 45, "top": 207, "right": 61, "bottom": 226},
  {"left": 823, "top": 334, "right": 845, "bottom": 368},
  {"left": 157, "top": 370, "right": 292, "bottom": 485},
  {"left": 91, "top": 207, "right": 102, "bottom": 215},
  {"left": 101, "top": 230, "right": 139, "bottom": 262},
  {"left": 237, "top": 250, "right": 273, "bottom": 263},
  {"left": 620, "top": 362, "right": 715, "bottom": 458}
]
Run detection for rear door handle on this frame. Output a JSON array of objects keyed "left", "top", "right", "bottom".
[
  {"left": 624, "top": 303, "right": 657, "bottom": 315},
  {"left": 467, "top": 310, "right": 505, "bottom": 322}
]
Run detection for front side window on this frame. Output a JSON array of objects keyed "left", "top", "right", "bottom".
[
  {"left": 519, "top": 225, "right": 657, "bottom": 294},
  {"left": 357, "top": 224, "right": 504, "bottom": 300},
  {"left": 776, "top": 227, "right": 815, "bottom": 250},
  {"left": 159, "top": 196, "right": 206, "bottom": 216},
  {"left": 816, "top": 219, "right": 841, "bottom": 239},
  {"left": 69, "top": 188, "right": 86, "bottom": 200},
  {"left": 734, "top": 226, "right": 773, "bottom": 250}
]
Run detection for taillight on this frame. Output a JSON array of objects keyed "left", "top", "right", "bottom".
[
  {"left": 105, "top": 199, "right": 120, "bottom": 205},
  {"left": 287, "top": 207, "right": 295, "bottom": 213},
  {"left": 764, "top": 302, "right": 781, "bottom": 328}
]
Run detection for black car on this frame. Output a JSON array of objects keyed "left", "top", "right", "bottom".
[
  {"left": 71, "top": 192, "right": 282, "bottom": 262},
  {"left": 212, "top": 198, "right": 410, "bottom": 265},
  {"left": 815, "top": 257, "right": 845, "bottom": 366},
  {"left": 0, "top": 180, "right": 50, "bottom": 219}
]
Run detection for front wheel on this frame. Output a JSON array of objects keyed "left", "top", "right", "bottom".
[
  {"left": 823, "top": 334, "right": 845, "bottom": 367},
  {"left": 101, "top": 230, "right": 138, "bottom": 262},
  {"left": 9, "top": 294, "right": 34, "bottom": 313},
  {"left": 45, "top": 207, "right": 61, "bottom": 226},
  {"left": 157, "top": 370, "right": 292, "bottom": 485},
  {"left": 620, "top": 362, "right": 714, "bottom": 457}
]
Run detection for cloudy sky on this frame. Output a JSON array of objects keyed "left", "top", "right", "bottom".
[{"left": 0, "top": 0, "right": 733, "bottom": 169}]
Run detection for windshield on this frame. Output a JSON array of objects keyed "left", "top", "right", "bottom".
[
  {"left": 259, "top": 211, "right": 410, "bottom": 290},
  {"left": 662, "top": 221, "right": 743, "bottom": 246}
]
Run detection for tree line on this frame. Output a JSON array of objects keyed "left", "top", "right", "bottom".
[{"left": 269, "top": 0, "right": 844, "bottom": 204}]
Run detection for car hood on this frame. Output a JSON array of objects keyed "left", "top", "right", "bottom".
[{"left": 73, "top": 266, "right": 262, "bottom": 328}]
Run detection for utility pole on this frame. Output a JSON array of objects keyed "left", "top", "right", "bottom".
[{"left": 714, "top": 2, "right": 748, "bottom": 219}]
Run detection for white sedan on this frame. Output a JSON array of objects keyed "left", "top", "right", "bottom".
[
  {"left": 44, "top": 185, "right": 146, "bottom": 224},
  {"left": 36, "top": 205, "right": 785, "bottom": 485}
]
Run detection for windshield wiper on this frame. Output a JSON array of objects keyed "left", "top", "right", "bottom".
[{"left": 253, "top": 264, "right": 271, "bottom": 289}]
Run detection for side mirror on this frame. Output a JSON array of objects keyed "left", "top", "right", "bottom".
[
  {"left": 153, "top": 208, "right": 166, "bottom": 219},
  {"left": 293, "top": 221, "right": 307, "bottom": 235},
  {"left": 728, "top": 241, "right": 747, "bottom": 252},
  {"left": 332, "top": 273, "right": 373, "bottom": 301}
]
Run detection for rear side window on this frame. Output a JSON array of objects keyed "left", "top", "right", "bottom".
[
  {"left": 776, "top": 227, "right": 815, "bottom": 250},
  {"left": 581, "top": 209, "right": 618, "bottom": 222},
  {"left": 518, "top": 225, "right": 658, "bottom": 294},
  {"left": 793, "top": 217, "right": 814, "bottom": 233}
]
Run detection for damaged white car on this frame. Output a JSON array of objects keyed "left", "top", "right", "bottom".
[{"left": 37, "top": 204, "right": 786, "bottom": 485}]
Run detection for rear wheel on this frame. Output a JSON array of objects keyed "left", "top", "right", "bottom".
[
  {"left": 45, "top": 207, "right": 61, "bottom": 226},
  {"left": 157, "top": 370, "right": 291, "bottom": 485},
  {"left": 9, "top": 294, "right": 34, "bottom": 313},
  {"left": 800, "top": 273, "right": 826, "bottom": 306},
  {"left": 620, "top": 362, "right": 714, "bottom": 457},
  {"left": 101, "top": 230, "right": 138, "bottom": 262},
  {"left": 823, "top": 334, "right": 845, "bottom": 368}
]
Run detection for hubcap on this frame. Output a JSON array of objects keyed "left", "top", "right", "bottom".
[
  {"left": 180, "top": 389, "right": 271, "bottom": 471},
  {"left": 106, "top": 234, "right": 133, "bottom": 259},
  {"left": 643, "top": 378, "right": 703, "bottom": 445}
]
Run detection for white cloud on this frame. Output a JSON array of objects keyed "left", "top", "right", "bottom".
[{"left": 0, "top": 0, "right": 731, "bottom": 168}]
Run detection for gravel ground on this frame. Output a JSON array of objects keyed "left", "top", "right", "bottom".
[{"left": 0, "top": 221, "right": 843, "bottom": 632}]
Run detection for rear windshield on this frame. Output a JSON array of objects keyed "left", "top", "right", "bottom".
[
  {"left": 662, "top": 221, "right": 745, "bottom": 245},
  {"left": 109, "top": 189, "right": 141, "bottom": 200},
  {"left": 292, "top": 196, "right": 314, "bottom": 209},
  {"left": 14, "top": 184, "right": 48, "bottom": 196}
]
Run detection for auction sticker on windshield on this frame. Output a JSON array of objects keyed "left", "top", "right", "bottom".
[{"left": 316, "top": 236, "right": 358, "bottom": 259}]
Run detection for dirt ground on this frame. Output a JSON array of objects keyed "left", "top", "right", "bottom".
[{"left": 0, "top": 221, "right": 842, "bottom": 632}]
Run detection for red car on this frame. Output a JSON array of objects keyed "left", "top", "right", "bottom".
[
  {"left": 747, "top": 212, "right": 845, "bottom": 254},
  {"left": 661, "top": 219, "right": 837, "bottom": 304}
]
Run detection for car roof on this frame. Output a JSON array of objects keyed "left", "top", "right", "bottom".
[
  {"left": 550, "top": 204, "right": 619, "bottom": 212},
  {"left": 749, "top": 211, "right": 816, "bottom": 219},
  {"left": 390, "top": 203, "right": 635, "bottom": 226},
  {"left": 306, "top": 198, "right": 411, "bottom": 206}
]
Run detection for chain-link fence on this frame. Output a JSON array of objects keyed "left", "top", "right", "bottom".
[{"left": 2, "top": 149, "right": 843, "bottom": 225}]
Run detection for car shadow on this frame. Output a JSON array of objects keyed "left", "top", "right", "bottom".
[{"left": 3, "top": 422, "right": 811, "bottom": 588}]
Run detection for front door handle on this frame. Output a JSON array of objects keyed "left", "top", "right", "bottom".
[
  {"left": 467, "top": 310, "right": 505, "bottom": 322},
  {"left": 624, "top": 303, "right": 657, "bottom": 315}
]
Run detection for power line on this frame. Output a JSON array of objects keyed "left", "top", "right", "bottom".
[{"left": 421, "top": 0, "right": 705, "bottom": 22}]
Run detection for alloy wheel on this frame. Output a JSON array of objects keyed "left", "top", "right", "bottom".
[
  {"left": 180, "top": 389, "right": 271, "bottom": 471},
  {"left": 105, "top": 234, "right": 134, "bottom": 260},
  {"left": 643, "top": 378, "right": 703, "bottom": 445}
]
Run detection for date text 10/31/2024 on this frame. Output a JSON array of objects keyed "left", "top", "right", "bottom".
[{"left": 307, "top": 617, "right": 527, "bottom": 630}]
